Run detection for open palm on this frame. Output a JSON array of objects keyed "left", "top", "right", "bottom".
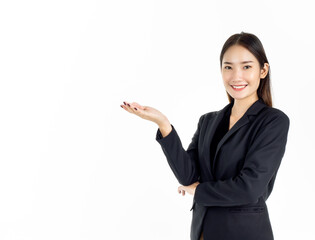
[{"left": 120, "top": 101, "right": 168, "bottom": 125}]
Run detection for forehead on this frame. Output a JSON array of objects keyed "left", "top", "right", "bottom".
[{"left": 222, "top": 45, "right": 257, "bottom": 64}]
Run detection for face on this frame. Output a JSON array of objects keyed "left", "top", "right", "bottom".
[{"left": 221, "top": 45, "right": 269, "bottom": 103}]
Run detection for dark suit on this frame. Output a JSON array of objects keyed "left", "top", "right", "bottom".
[{"left": 156, "top": 98, "right": 290, "bottom": 240}]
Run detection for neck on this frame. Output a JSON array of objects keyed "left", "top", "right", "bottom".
[{"left": 231, "top": 94, "right": 259, "bottom": 118}]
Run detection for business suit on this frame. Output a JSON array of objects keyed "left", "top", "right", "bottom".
[{"left": 155, "top": 98, "right": 290, "bottom": 240}]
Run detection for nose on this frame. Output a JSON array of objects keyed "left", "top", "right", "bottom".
[{"left": 232, "top": 67, "right": 243, "bottom": 80}]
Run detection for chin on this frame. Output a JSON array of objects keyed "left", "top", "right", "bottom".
[
  {"left": 227, "top": 92, "right": 244, "bottom": 100},
  {"left": 232, "top": 93, "right": 259, "bottom": 102},
  {"left": 228, "top": 92, "right": 250, "bottom": 101}
]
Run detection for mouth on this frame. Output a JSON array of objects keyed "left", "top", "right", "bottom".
[{"left": 231, "top": 84, "right": 248, "bottom": 91}]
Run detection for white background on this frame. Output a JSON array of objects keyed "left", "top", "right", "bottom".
[{"left": 0, "top": 0, "right": 314, "bottom": 239}]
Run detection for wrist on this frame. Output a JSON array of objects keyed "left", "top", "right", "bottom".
[
  {"left": 158, "top": 121, "right": 172, "bottom": 138},
  {"left": 156, "top": 117, "right": 170, "bottom": 127}
]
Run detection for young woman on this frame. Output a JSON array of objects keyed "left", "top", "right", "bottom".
[{"left": 120, "top": 32, "right": 290, "bottom": 240}]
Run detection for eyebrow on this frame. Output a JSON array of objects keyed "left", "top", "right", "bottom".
[{"left": 223, "top": 61, "right": 254, "bottom": 64}]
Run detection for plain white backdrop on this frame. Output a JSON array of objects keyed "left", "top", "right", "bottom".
[{"left": 0, "top": 0, "right": 314, "bottom": 239}]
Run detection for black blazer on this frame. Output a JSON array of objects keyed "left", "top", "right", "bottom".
[{"left": 156, "top": 98, "right": 290, "bottom": 240}]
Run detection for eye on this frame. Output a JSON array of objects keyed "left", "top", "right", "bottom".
[
  {"left": 244, "top": 65, "right": 251, "bottom": 69},
  {"left": 224, "top": 66, "right": 231, "bottom": 69}
]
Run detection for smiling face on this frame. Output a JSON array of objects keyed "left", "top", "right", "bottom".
[{"left": 221, "top": 44, "right": 269, "bottom": 103}]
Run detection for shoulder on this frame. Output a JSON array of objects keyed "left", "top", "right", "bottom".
[
  {"left": 251, "top": 106, "right": 290, "bottom": 139},
  {"left": 197, "top": 110, "right": 219, "bottom": 124},
  {"left": 259, "top": 105, "right": 290, "bottom": 126},
  {"left": 197, "top": 103, "right": 290, "bottom": 129}
]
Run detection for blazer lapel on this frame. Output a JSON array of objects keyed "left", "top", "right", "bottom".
[
  {"left": 212, "top": 98, "right": 267, "bottom": 174},
  {"left": 204, "top": 102, "right": 233, "bottom": 178}
]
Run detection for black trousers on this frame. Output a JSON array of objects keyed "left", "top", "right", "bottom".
[{"left": 201, "top": 198, "right": 274, "bottom": 240}]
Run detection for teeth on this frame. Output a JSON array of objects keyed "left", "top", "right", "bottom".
[{"left": 232, "top": 85, "right": 247, "bottom": 89}]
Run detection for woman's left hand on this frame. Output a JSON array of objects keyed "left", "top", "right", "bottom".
[{"left": 178, "top": 181, "right": 200, "bottom": 196}]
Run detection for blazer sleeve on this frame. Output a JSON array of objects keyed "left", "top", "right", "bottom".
[
  {"left": 193, "top": 113, "right": 290, "bottom": 207},
  {"left": 155, "top": 114, "right": 205, "bottom": 186}
]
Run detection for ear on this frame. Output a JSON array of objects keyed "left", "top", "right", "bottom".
[{"left": 260, "top": 63, "right": 269, "bottom": 79}]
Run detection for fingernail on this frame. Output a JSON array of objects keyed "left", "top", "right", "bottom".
[
  {"left": 120, "top": 105, "right": 123, "bottom": 108},
  {"left": 134, "top": 107, "right": 137, "bottom": 110},
  {"left": 127, "top": 104, "right": 130, "bottom": 107},
  {"left": 123, "top": 101, "right": 126, "bottom": 105}
]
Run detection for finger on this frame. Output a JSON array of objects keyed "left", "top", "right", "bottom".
[
  {"left": 123, "top": 101, "right": 139, "bottom": 114},
  {"left": 124, "top": 102, "right": 138, "bottom": 113},
  {"left": 179, "top": 187, "right": 184, "bottom": 196},
  {"left": 129, "top": 104, "right": 144, "bottom": 115},
  {"left": 131, "top": 102, "right": 145, "bottom": 110},
  {"left": 128, "top": 102, "right": 140, "bottom": 112},
  {"left": 122, "top": 103, "right": 134, "bottom": 113},
  {"left": 124, "top": 101, "right": 132, "bottom": 109},
  {"left": 120, "top": 104, "right": 129, "bottom": 111}
]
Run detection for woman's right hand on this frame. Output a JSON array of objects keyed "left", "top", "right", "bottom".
[{"left": 120, "top": 101, "right": 169, "bottom": 126}]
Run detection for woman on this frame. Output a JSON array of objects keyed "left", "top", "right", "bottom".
[{"left": 120, "top": 32, "right": 290, "bottom": 240}]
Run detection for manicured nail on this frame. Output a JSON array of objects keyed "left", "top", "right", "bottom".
[
  {"left": 134, "top": 107, "right": 137, "bottom": 110},
  {"left": 127, "top": 104, "right": 130, "bottom": 107},
  {"left": 120, "top": 105, "right": 123, "bottom": 108},
  {"left": 123, "top": 101, "right": 126, "bottom": 105}
]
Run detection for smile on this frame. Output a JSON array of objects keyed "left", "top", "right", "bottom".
[{"left": 231, "top": 85, "right": 247, "bottom": 91}]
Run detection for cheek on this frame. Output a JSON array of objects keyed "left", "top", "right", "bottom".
[
  {"left": 246, "top": 71, "right": 256, "bottom": 78},
  {"left": 247, "top": 72, "right": 260, "bottom": 85},
  {"left": 223, "top": 79, "right": 230, "bottom": 87},
  {"left": 222, "top": 73, "right": 231, "bottom": 83}
]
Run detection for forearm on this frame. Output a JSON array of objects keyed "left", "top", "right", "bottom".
[{"left": 156, "top": 121, "right": 201, "bottom": 186}]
